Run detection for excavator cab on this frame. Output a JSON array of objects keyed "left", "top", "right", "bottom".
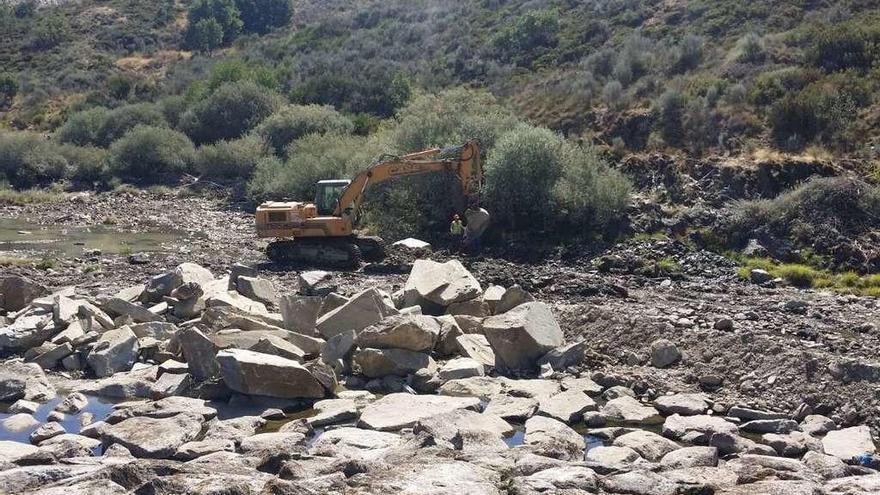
[{"left": 315, "top": 180, "right": 351, "bottom": 216}]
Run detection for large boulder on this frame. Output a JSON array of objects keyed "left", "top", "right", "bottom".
[
  {"left": 0, "top": 276, "right": 46, "bottom": 311},
  {"left": 358, "top": 393, "right": 481, "bottom": 431},
  {"left": 316, "top": 288, "right": 396, "bottom": 339},
  {"left": 103, "top": 298, "right": 163, "bottom": 323},
  {"left": 177, "top": 327, "right": 220, "bottom": 381},
  {"left": 601, "top": 396, "right": 663, "bottom": 424},
  {"left": 353, "top": 348, "right": 435, "bottom": 378},
  {"left": 279, "top": 295, "right": 322, "bottom": 334},
  {"left": 100, "top": 413, "right": 203, "bottom": 458},
  {"left": 822, "top": 425, "right": 876, "bottom": 460},
  {"left": 613, "top": 430, "right": 679, "bottom": 461},
  {"left": 662, "top": 414, "right": 739, "bottom": 443},
  {"left": 357, "top": 314, "right": 440, "bottom": 352},
  {"left": 538, "top": 390, "right": 597, "bottom": 424},
  {"left": 144, "top": 263, "right": 214, "bottom": 302},
  {"left": 455, "top": 334, "right": 497, "bottom": 368},
  {"left": 0, "top": 313, "right": 54, "bottom": 351},
  {"left": 413, "top": 409, "right": 512, "bottom": 445},
  {"left": 87, "top": 326, "right": 139, "bottom": 378},
  {"left": 404, "top": 259, "right": 482, "bottom": 306},
  {"left": 482, "top": 302, "right": 563, "bottom": 371},
  {"left": 523, "top": 416, "right": 586, "bottom": 461},
  {"left": 216, "top": 348, "right": 325, "bottom": 399},
  {"left": 235, "top": 276, "right": 278, "bottom": 306}
]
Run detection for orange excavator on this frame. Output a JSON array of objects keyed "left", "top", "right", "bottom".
[{"left": 255, "top": 141, "right": 481, "bottom": 268}]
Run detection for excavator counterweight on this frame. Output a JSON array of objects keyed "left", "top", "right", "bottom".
[{"left": 255, "top": 141, "right": 481, "bottom": 268}]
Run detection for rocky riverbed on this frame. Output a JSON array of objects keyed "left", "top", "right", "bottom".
[{"left": 1, "top": 190, "right": 879, "bottom": 494}]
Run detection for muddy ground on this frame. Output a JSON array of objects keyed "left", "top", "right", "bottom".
[{"left": 2, "top": 189, "right": 879, "bottom": 433}]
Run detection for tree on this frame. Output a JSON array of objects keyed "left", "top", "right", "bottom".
[
  {"left": 185, "top": 0, "right": 242, "bottom": 48},
  {"left": 193, "top": 18, "right": 224, "bottom": 53},
  {"left": 492, "top": 10, "right": 559, "bottom": 65},
  {"left": 235, "top": 0, "right": 293, "bottom": 34},
  {"left": 109, "top": 126, "right": 195, "bottom": 182},
  {"left": 180, "top": 80, "right": 283, "bottom": 144},
  {"left": 483, "top": 125, "right": 565, "bottom": 228}
]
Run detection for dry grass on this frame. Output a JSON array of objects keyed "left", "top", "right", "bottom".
[{"left": 0, "top": 187, "right": 65, "bottom": 205}]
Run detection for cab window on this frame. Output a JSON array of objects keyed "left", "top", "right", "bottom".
[{"left": 316, "top": 184, "right": 347, "bottom": 215}]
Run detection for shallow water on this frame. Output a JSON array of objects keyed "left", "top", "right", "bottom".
[
  {"left": 0, "top": 217, "right": 193, "bottom": 258},
  {"left": 0, "top": 394, "right": 117, "bottom": 446}
]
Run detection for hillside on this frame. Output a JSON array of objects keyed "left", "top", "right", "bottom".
[{"left": 2, "top": 0, "right": 880, "bottom": 156}]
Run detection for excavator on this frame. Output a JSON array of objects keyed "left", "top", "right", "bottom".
[{"left": 254, "top": 140, "right": 481, "bottom": 268}]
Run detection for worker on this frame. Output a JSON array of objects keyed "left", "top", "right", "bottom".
[
  {"left": 464, "top": 204, "right": 490, "bottom": 253},
  {"left": 449, "top": 214, "right": 464, "bottom": 246}
]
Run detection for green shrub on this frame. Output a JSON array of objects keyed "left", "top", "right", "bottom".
[
  {"left": 158, "top": 96, "right": 188, "bottom": 128},
  {"left": 180, "top": 81, "right": 283, "bottom": 144},
  {"left": 256, "top": 104, "right": 355, "bottom": 156},
  {"left": 109, "top": 126, "right": 195, "bottom": 182},
  {"left": 655, "top": 89, "right": 686, "bottom": 146},
  {"left": 735, "top": 32, "right": 766, "bottom": 63},
  {"left": 60, "top": 145, "right": 109, "bottom": 183},
  {"left": 602, "top": 80, "right": 625, "bottom": 109},
  {"left": 235, "top": 0, "right": 292, "bottom": 34},
  {"left": 806, "top": 22, "right": 877, "bottom": 73},
  {"left": 185, "top": 0, "right": 243, "bottom": 48},
  {"left": 194, "top": 136, "right": 267, "bottom": 179},
  {"left": 14, "top": 1, "right": 36, "bottom": 18},
  {"left": 191, "top": 18, "right": 224, "bottom": 53},
  {"left": 291, "top": 67, "right": 411, "bottom": 118},
  {"left": 0, "top": 73, "right": 17, "bottom": 105},
  {"left": 483, "top": 125, "right": 564, "bottom": 228},
  {"left": 750, "top": 67, "right": 817, "bottom": 106},
  {"left": 55, "top": 107, "right": 107, "bottom": 146},
  {"left": 492, "top": 10, "right": 559, "bottom": 65},
  {"left": 670, "top": 35, "right": 704, "bottom": 73},
  {"left": 389, "top": 88, "right": 517, "bottom": 152},
  {"left": 205, "top": 59, "right": 281, "bottom": 94},
  {"left": 247, "top": 133, "right": 377, "bottom": 202},
  {"left": 29, "top": 14, "right": 69, "bottom": 50},
  {"left": 0, "top": 132, "right": 69, "bottom": 188},
  {"left": 97, "top": 103, "right": 168, "bottom": 147},
  {"left": 555, "top": 143, "right": 631, "bottom": 230},
  {"left": 768, "top": 85, "right": 855, "bottom": 150},
  {"left": 729, "top": 177, "right": 880, "bottom": 248}
]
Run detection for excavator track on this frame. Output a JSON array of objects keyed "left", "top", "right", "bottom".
[{"left": 266, "top": 239, "right": 362, "bottom": 269}]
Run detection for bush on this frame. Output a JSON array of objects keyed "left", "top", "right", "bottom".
[
  {"left": 109, "top": 126, "right": 195, "bottom": 182},
  {"left": 483, "top": 125, "right": 564, "bottom": 228},
  {"left": 291, "top": 66, "right": 411, "bottom": 118},
  {"left": 602, "top": 80, "right": 625, "bottom": 109},
  {"left": 247, "top": 133, "right": 378, "bottom": 202},
  {"left": 194, "top": 136, "right": 267, "bottom": 179},
  {"left": 205, "top": 59, "right": 281, "bottom": 94},
  {"left": 185, "top": 0, "right": 242, "bottom": 48},
  {"left": 768, "top": 85, "right": 855, "bottom": 150},
  {"left": 670, "top": 35, "right": 704, "bottom": 73},
  {"left": 492, "top": 10, "right": 559, "bottom": 65},
  {"left": 235, "top": 0, "right": 292, "bottom": 34},
  {"left": 60, "top": 145, "right": 109, "bottom": 183},
  {"left": 655, "top": 89, "right": 686, "bottom": 146},
  {"left": 30, "top": 14, "right": 69, "bottom": 50},
  {"left": 750, "top": 67, "right": 817, "bottom": 106},
  {"left": 729, "top": 176, "right": 880, "bottom": 246},
  {"left": 256, "top": 104, "right": 355, "bottom": 156},
  {"left": 735, "top": 32, "right": 766, "bottom": 63},
  {"left": 180, "top": 81, "right": 283, "bottom": 144},
  {"left": 0, "top": 132, "right": 69, "bottom": 188},
  {"left": 191, "top": 18, "right": 224, "bottom": 53},
  {"left": 389, "top": 88, "right": 517, "bottom": 152},
  {"left": 55, "top": 107, "right": 108, "bottom": 146},
  {"left": 0, "top": 73, "right": 17, "bottom": 105},
  {"left": 807, "top": 23, "right": 876, "bottom": 72},
  {"left": 555, "top": 143, "right": 631, "bottom": 230},
  {"left": 96, "top": 103, "right": 168, "bottom": 147}
]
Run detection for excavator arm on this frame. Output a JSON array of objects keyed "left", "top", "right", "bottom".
[{"left": 332, "top": 140, "right": 481, "bottom": 218}]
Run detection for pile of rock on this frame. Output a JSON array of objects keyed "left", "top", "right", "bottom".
[{"left": 0, "top": 259, "right": 582, "bottom": 404}]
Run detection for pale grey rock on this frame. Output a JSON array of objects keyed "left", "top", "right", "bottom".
[
  {"left": 216, "top": 348, "right": 325, "bottom": 399},
  {"left": 523, "top": 415, "right": 585, "bottom": 461},
  {"left": 613, "top": 430, "right": 680, "bottom": 461},
  {"left": 404, "top": 259, "right": 482, "bottom": 306},
  {"left": 353, "top": 347, "right": 435, "bottom": 378},
  {"left": 822, "top": 425, "right": 875, "bottom": 460},
  {"left": 358, "top": 393, "right": 481, "bottom": 431},
  {"left": 482, "top": 302, "right": 563, "bottom": 371},
  {"left": 602, "top": 396, "right": 663, "bottom": 424}
]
